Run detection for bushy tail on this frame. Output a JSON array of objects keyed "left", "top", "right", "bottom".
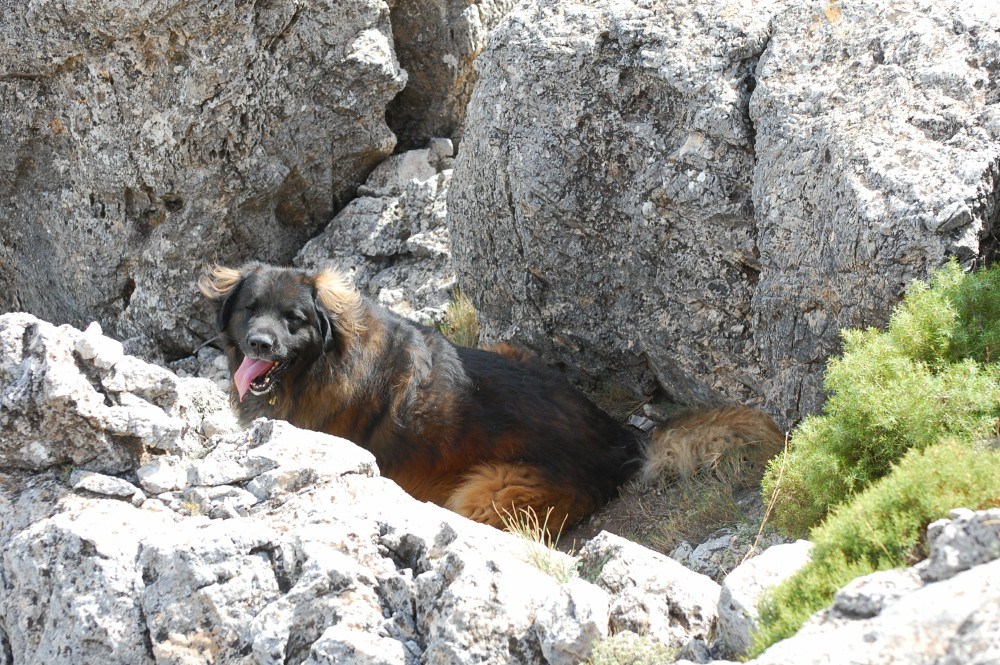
[{"left": 640, "top": 406, "right": 785, "bottom": 485}]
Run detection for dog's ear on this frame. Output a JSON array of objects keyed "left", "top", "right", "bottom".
[
  {"left": 198, "top": 265, "right": 246, "bottom": 331},
  {"left": 312, "top": 268, "right": 366, "bottom": 340},
  {"left": 313, "top": 295, "right": 336, "bottom": 351}
]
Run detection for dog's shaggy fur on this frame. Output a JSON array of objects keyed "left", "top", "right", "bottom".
[{"left": 200, "top": 262, "right": 783, "bottom": 529}]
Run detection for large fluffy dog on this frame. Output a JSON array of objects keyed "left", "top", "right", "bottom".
[{"left": 200, "top": 262, "right": 783, "bottom": 529}]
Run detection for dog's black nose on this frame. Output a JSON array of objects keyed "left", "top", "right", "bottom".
[{"left": 247, "top": 332, "right": 275, "bottom": 356}]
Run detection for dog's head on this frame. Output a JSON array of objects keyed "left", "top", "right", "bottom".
[{"left": 199, "top": 262, "right": 365, "bottom": 402}]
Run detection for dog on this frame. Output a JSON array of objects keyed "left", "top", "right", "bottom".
[{"left": 200, "top": 262, "right": 784, "bottom": 530}]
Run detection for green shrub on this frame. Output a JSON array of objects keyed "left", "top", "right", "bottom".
[
  {"left": 750, "top": 441, "right": 1000, "bottom": 656},
  {"left": 762, "top": 261, "right": 1000, "bottom": 536}
]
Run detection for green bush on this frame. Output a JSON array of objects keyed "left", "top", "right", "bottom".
[
  {"left": 750, "top": 441, "right": 1000, "bottom": 656},
  {"left": 762, "top": 261, "right": 1000, "bottom": 536}
]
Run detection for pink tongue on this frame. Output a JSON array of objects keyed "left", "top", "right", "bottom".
[{"left": 233, "top": 357, "right": 276, "bottom": 402}]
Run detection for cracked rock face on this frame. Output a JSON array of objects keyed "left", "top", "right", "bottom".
[
  {"left": 3, "top": 317, "right": 1000, "bottom": 665},
  {"left": 748, "top": 544, "right": 1000, "bottom": 665},
  {"left": 0, "top": 0, "right": 405, "bottom": 359},
  {"left": 0, "top": 313, "right": 232, "bottom": 473},
  {"left": 448, "top": 0, "right": 1000, "bottom": 424}
]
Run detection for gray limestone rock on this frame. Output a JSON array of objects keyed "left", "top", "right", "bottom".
[
  {"left": 750, "top": 0, "right": 1000, "bottom": 420},
  {"left": 714, "top": 540, "right": 813, "bottom": 657},
  {"left": 0, "top": 313, "right": 228, "bottom": 473},
  {"left": 449, "top": 0, "right": 781, "bottom": 407},
  {"left": 532, "top": 578, "right": 611, "bottom": 665},
  {"left": 5, "top": 313, "right": 1000, "bottom": 665},
  {"left": 0, "top": 0, "right": 405, "bottom": 358},
  {"left": 70, "top": 469, "right": 145, "bottom": 504},
  {"left": 920, "top": 507, "right": 1000, "bottom": 582},
  {"left": 751, "top": 558, "right": 1000, "bottom": 665},
  {"left": 744, "top": 508, "right": 1000, "bottom": 665},
  {"left": 579, "top": 531, "right": 721, "bottom": 649},
  {"left": 448, "top": 0, "right": 1000, "bottom": 424},
  {"left": 136, "top": 456, "right": 189, "bottom": 494},
  {"left": 296, "top": 148, "right": 457, "bottom": 325},
  {"left": 0, "top": 483, "right": 180, "bottom": 665}
]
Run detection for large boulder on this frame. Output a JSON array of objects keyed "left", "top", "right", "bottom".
[
  {"left": 0, "top": 0, "right": 405, "bottom": 359},
  {"left": 448, "top": 0, "right": 1000, "bottom": 423},
  {"left": 750, "top": 0, "right": 1000, "bottom": 420},
  {"left": 448, "top": 0, "right": 785, "bottom": 406}
]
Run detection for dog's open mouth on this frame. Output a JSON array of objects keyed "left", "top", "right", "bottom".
[{"left": 233, "top": 357, "right": 288, "bottom": 401}]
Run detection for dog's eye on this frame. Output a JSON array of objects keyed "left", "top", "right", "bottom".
[
  {"left": 286, "top": 311, "right": 307, "bottom": 325},
  {"left": 245, "top": 300, "right": 257, "bottom": 313}
]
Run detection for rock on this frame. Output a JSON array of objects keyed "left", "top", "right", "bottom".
[
  {"left": 1, "top": 322, "right": 615, "bottom": 664},
  {"left": 0, "top": 313, "right": 228, "bottom": 473},
  {"left": 670, "top": 524, "right": 790, "bottom": 582},
  {"left": 183, "top": 484, "right": 260, "bottom": 519},
  {"left": 136, "top": 457, "right": 189, "bottom": 494},
  {"left": 0, "top": 0, "right": 405, "bottom": 358},
  {"left": 6, "top": 312, "right": 1000, "bottom": 664},
  {"left": 714, "top": 540, "right": 813, "bottom": 657},
  {"left": 830, "top": 568, "right": 924, "bottom": 620},
  {"left": 533, "top": 578, "right": 610, "bottom": 665},
  {"left": 674, "top": 531, "right": 740, "bottom": 580},
  {"left": 449, "top": 0, "right": 779, "bottom": 406},
  {"left": 70, "top": 469, "right": 144, "bottom": 503},
  {"left": 750, "top": 558, "right": 1000, "bottom": 665},
  {"left": 937, "top": 601, "right": 1000, "bottom": 665},
  {"left": 747, "top": 508, "right": 1000, "bottom": 664},
  {"left": 296, "top": 148, "right": 457, "bottom": 325},
  {"left": 448, "top": 0, "right": 1000, "bottom": 424},
  {"left": 0, "top": 482, "right": 181, "bottom": 665},
  {"left": 919, "top": 507, "right": 1000, "bottom": 582},
  {"left": 386, "top": 0, "right": 518, "bottom": 149},
  {"left": 750, "top": 0, "right": 1000, "bottom": 420},
  {"left": 579, "top": 531, "right": 720, "bottom": 648},
  {"left": 303, "top": 625, "right": 410, "bottom": 665}
]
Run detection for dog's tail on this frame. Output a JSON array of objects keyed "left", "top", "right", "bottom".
[{"left": 639, "top": 406, "right": 785, "bottom": 485}]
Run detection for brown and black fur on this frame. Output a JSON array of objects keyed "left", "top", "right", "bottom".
[{"left": 200, "top": 262, "right": 784, "bottom": 530}]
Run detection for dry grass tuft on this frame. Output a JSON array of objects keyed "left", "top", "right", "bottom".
[
  {"left": 498, "top": 505, "right": 579, "bottom": 583},
  {"left": 439, "top": 289, "right": 480, "bottom": 348}
]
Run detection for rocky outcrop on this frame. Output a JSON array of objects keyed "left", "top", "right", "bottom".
[
  {"left": 3, "top": 317, "right": 1000, "bottom": 664},
  {"left": 386, "top": 0, "right": 518, "bottom": 150},
  {"left": 0, "top": 0, "right": 405, "bottom": 358},
  {"left": 0, "top": 313, "right": 233, "bottom": 474},
  {"left": 295, "top": 144, "right": 457, "bottom": 325},
  {"left": 0, "top": 313, "right": 722, "bottom": 664},
  {"left": 448, "top": 0, "right": 1000, "bottom": 422}
]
